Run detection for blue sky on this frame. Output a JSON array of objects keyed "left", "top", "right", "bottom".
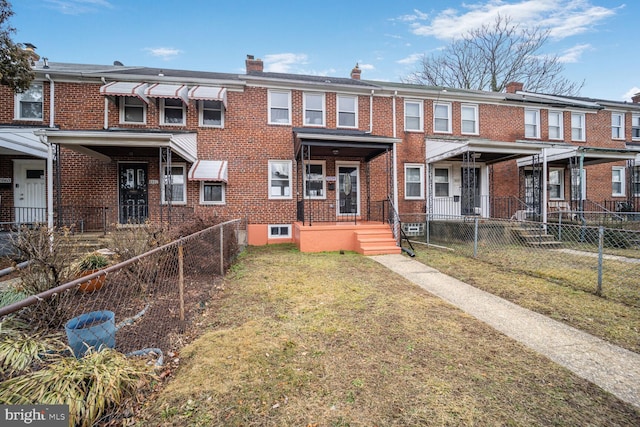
[{"left": 10, "top": 0, "right": 638, "bottom": 101}]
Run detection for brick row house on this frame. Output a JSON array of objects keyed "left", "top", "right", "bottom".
[{"left": 1, "top": 52, "right": 640, "bottom": 254}]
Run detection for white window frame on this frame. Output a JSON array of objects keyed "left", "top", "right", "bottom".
[
  {"left": 433, "top": 166, "right": 451, "bottom": 198},
  {"left": 199, "top": 100, "right": 224, "bottom": 128},
  {"left": 634, "top": 166, "right": 640, "bottom": 197},
  {"left": 268, "top": 160, "right": 292, "bottom": 200},
  {"left": 404, "top": 163, "right": 425, "bottom": 199},
  {"left": 14, "top": 83, "right": 43, "bottom": 121},
  {"left": 524, "top": 108, "right": 540, "bottom": 139},
  {"left": 119, "top": 96, "right": 147, "bottom": 124},
  {"left": 303, "top": 160, "right": 326, "bottom": 199},
  {"left": 268, "top": 224, "right": 291, "bottom": 239},
  {"left": 199, "top": 181, "right": 225, "bottom": 205},
  {"left": 571, "top": 112, "right": 586, "bottom": 142},
  {"left": 303, "top": 92, "right": 325, "bottom": 127},
  {"left": 268, "top": 90, "right": 291, "bottom": 125},
  {"left": 612, "top": 166, "right": 625, "bottom": 197},
  {"left": 460, "top": 104, "right": 478, "bottom": 135},
  {"left": 433, "top": 102, "right": 452, "bottom": 134},
  {"left": 162, "top": 163, "right": 187, "bottom": 205},
  {"left": 632, "top": 114, "right": 640, "bottom": 141},
  {"left": 160, "top": 98, "right": 186, "bottom": 126},
  {"left": 548, "top": 110, "right": 563, "bottom": 140},
  {"left": 337, "top": 94, "right": 358, "bottom": 128},
  {"left": 611, "top": 112, "right": 625, "bottom": 140},
  {"left": 548, "top": 168, "right": 564, "bottom": 200},
  {"left": 404, "top": 100, "right": 423, "bottom": 132}
]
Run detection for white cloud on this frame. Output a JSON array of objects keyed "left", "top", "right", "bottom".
[
  {"left": 263, "top": 53, "right": 308, "bottom": 73},
  {"left": 396, "top": 53, "right": 423, "bottom": 65},
  {"left": 394, "top": 9, "right": 429, "bottom": 22},
  {"left": 45, "top": 0, "right": 113, "bottom": 14},
  {"left": 622, "top": 87, "right": 640, "bottom": 102},
  {"left": 358, "top": 63, "right": 375, "bottom": 71},
  {"left": 557, "top": 44, "right": 591, "bottom": 63},
  {"left": 144, "top": 47, "right": 182, "bottom": 61}
]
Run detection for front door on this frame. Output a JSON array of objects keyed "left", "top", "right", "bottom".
[
  {"left": 337, "top": 163, "right": 359, "bottom": 217},
  {"left": 13, "top": 159, "right": 46, "bottom": 224},
  {"left": 118, "top": 163, "right": 148, "bottom": 224},
  {"left": 524, "top": 169, "right": 541, "bottom": 214},
  {"left": 461, "top": 167, "right": 481, "bottom": 215}
]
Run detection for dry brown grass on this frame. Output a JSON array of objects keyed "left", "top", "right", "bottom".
[{"left": 138, "top": 245, "right": 640, "bottom": 426}]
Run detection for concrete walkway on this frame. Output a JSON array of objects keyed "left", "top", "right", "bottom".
[{"left": 371, "top": 254, "right": 640, "bottom": 409}]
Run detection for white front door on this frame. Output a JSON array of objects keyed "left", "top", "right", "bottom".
[
  {"left": 13, "top": 159, "right": 46, "bottom": 224},
  {"left": 337, "top": 162, "right": 360, "bottom": 216}
]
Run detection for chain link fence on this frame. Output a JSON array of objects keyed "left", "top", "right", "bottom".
[
  {"left": 400, "top": 214, "right": 640, "bottom": 308},
  {"left": 0, "top": 219, "right": 246, "bottom": 359}
]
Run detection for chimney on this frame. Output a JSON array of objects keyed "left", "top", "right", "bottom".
[
  {"left": 245, "top": 55, "right": 263, "bottom": 73},
  {"left": 350, "top": 63, "right": 361, "bottom": 80},
  {"left": 23, "top": 42, "right": 40, "bottom": 65},
  {"left": 632, "top": 92, "right": 640, "bottom": 104},
  {"left": 505, "top": 82, "right": 524, "bottom": 93}
]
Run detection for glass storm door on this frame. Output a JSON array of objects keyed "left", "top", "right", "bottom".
[
  {"left": 118, "top": 163, "right": 148, "bottom": 224},
  {"left": 338, "top": 164, "right": 359, "bottom": 216}
]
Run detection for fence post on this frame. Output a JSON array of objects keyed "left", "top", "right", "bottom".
[
  {"left": 178, "top": 244, "right": 185, "bottom": 321},
  {"left": 220, "top": 226, "right": 225, "bottom": 275},
  {"left": 597, "top": 226, "right": 603, "bottom": 296},
  {"left": 473, "top": 217, "right": 479, "bottom": 258},
  {"left": 425, "top": 215, "right": 430, "bottom": 246},
  {"left": 558, "top": 213, "right": 562, "bottom": 241}
]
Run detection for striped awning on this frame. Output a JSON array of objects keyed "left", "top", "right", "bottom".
[
  {"left": 99, "top": 81, "right": 149, "bottom": 103},
  {"left": 188, "top": 160, "right": 228, "bottom": 182},
  {"left": 145, "top": 83, "right": 189, "bottom": 104},
  {"left": 188, "top": 86, "right": 227, "bottom": 107}
]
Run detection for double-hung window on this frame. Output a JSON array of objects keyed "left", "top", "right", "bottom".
[
  {"left": 304, "top": 92, "right": 325, "bottom": 126},
  {"left": 200, "top": 182, "right": 225, "bottom": 205},
  {"left": 461, "top": 104, "right": 478, "bottom": 134},
  {"left": 524, "top": 109, "right": 540, "bottom": 138},
  {"left": 15, "top": 83, "right": 43, "bottom": 120},
  {"left": 612, "top": 167, "right": 625, "bottom": 197},
  {"left": 433, "top": 102, "right": 451, "bottom": 133},
  {"left": 120, "top": 96, "right": 146, "bottom": 124},
  {"left": 268, "top": 90, "right": 291, "bottom": 125},
  {"left": 548, "top": 168, "right": 563, "bottom": 199},
  {"left": 199, "top": 100, "right": 223, "bottom": 127},
  {"left": 632, "top": 114, "right": 640, "bottom": 141},
  {"left": 269, "top": 160, "right": 292, "bottom": 199},
  {"left": 404, "top": 100, "right": 423, "bottom": 131},
  {"left": 304, "top": 161, "right": 326, "bottom": 198},
  {"left": 571, "top": 113, "right": 586, "bottom": 141},
  {"left": 634, "top": 166, "right": 640, "bottom": 197},
  {"left": 161, "top": 98, "right": 186, "bottom": 125},
  {"left": 434, "top": 167, "right": 450, "bottom": 197},
  {"left": 404, "top": 164, "right": 424, "bottom": 199},
  {"left": 611, "top": 112, "right": 625, "bottom": 139},
  {"left": 162, "top": 164, "right": 186, "bottom": 204},
  {"left": 571, "top": 169, "right": 586, "bottom": 201},
  {"left": 548, "top": 111, "right": 563, "bottom": 140},
  {"left": 337, "top": 95, "right": 357, "bottom": 128}
]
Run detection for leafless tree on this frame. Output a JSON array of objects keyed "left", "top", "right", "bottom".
[
  {"left": 0, "top": 0, "right": 34, "bottom": 92},
  {"left": 405, "top": 15, "right": 583, "bottom": 96}
]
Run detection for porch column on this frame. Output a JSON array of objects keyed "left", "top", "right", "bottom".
[
  {"left": 42, "top": 135, "right": 54, "bottom": 230},
  {"left": 542, "top": 148, "right": 548, "bottom": 224}
]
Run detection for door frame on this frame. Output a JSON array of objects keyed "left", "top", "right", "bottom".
[
  {"left": 117, "top": 161, "right": 149, "bottom": 224},
  {"left": 336, "top": 161, "right": 360, "bottom": 217},
  {"left": 12, "top": 159, "right": 46, "bottom": 224}
]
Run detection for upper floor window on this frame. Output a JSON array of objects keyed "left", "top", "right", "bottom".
[
  {"left": 15, "top": 83, "right": 43, "bottom": 121},
  {"left": 434, "top": 167, "right": 450, "bottom": 197},
  {"left": 161, "top": 98, "right": 186, "bottom": 125},
  {"left": 434, "top": 102, "right": 451, "bottom": 133},
  {"left": 571, "top": 112, "right": 585, "bottom": 141},
  {"left": 268, "top": 90, "right": 291, "bottom": 125},
  {"left": 162, "top": 164, "right": 186, "bottom": 204},
  {"left": 304, "top": 161, "right": 326, "bottom": 199},
  {"left": 120, "top": 96, "right": 146, "bottom": 124},
  {"left": 632, "top": 114, "right": 640, "bottom": 141},
  {"left": 612, "top": 167, "right": 625, "bottom": 197},
  {"left": 268, "top": 160, "right": 292, "bottom": 199},
  {"left": 304, "top": 92, "right": 325, "bottom": 126},
  {"left": 611, "top": 112, "right": 625, "bottom": 139},
  {"left": 200, "top": 182, "right": 225, "bottom": 205},
  {"left": 199, "top": 100, "right": 224, "bottom": 127},
  {"left": 404, "top": 100, "right": 423, "bottom": 132},
  {"left": 404, "top": 164, "right": 424, "bottom": 199},
  {"left": 337, "top": 95, "right": 357, "bottom": 128},
  {"left": 548, "top": 111, "right": 563, "bottom": 140},
  {"left": 461, "top": 104, "right": 478, "bottom": 134},
  {"left": 524, "top": 109, "right": 540, "bottom": 138}
]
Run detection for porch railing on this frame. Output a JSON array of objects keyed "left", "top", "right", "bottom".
[
  {"left": 430, "top": 196, "right": 532, "bottom": 219},
  {"left": 296, "top": 199, "right": 358, "bottom": 226},
  {"left": 0, "top": 207, "right": 47, "bottom": 231}
]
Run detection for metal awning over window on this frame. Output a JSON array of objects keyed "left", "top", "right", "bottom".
[
  {"left": 188, "top": 86, "right": 227, "bottom": 107},
  {"left": 188, "top": 160, "right": 228, "bottom": 182},
  {"left": 100, "top": 81, "right": 149, "bottom": 103},
  {"left": 145, "top": 83, "right": 189, "bottom": 104}
]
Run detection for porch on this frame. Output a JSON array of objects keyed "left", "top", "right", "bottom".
[{"left": 294, "top": 220, "right": 400, "bottom": 255}]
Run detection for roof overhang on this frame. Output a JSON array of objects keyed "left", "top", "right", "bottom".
[
  {"left": 427, "top": 138, "right": 549, "bottom": 164},
  {"left": 188, "top": 160, "right": 228, "bottom": 182},
  {"left": 0, "top": 128, "right": 48, "bottom": 158},
  {"left": 34, "top": 130, "right": 197, "bottom": 163},
  {"left": 517, "top": 145, "right": 637, "bottom": 167},
  {"left": 294, "top": 128, "right": 400, "bottom": 161}
]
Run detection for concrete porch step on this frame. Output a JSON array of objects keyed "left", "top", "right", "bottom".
[{"left": 354, "top": 227, "right": 401, "bottom": 256}]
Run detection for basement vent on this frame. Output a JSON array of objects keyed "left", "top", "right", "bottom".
[{"left": 402, "top": 222, "right": 425, "bottom": 237}]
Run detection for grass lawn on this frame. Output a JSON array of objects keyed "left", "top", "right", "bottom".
[{"left": 139, "top": 244, "right": 640, "bottom": 426}]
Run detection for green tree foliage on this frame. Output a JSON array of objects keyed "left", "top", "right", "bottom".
[{"left": 0, "top": 0, "right": 34, "bottom": 92}]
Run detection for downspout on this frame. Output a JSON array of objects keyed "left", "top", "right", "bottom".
[
  {"left": 44, "top": 75, "right": 55, "bottom": 231},
  {"left": 45, "top": 74, "right": 54, "bottom": 128},
  {"left": 101, "top": 77, "right": 109, "bottom": 129},
  {"left": 542, "top": 148, "right": 548, "bottom": 224},
  {"left": 369, "top": 90, "right": 374, "bottom": 133},
  {"left": 392, "top": 91, "right": 399, "bottom": 242}
]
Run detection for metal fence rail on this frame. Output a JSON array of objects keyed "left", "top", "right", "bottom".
[
  {"left": 404, "top": 214, "right": 640, "bottom": 308},
  {"left": 0, "top": 219, "right": 247, "bottom": 358}
]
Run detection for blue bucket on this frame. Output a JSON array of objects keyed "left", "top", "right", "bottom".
[{"left": 65, "top": 310, "right": 116, "bottom": 357}]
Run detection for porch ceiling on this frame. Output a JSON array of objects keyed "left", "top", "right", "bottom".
[
  {"left": 0, "top": 128, "right": 48, "bottom": 158},
  {"left": 517, "top": 145, "right": 637, "bottom": 167},
  {"left": 426, "top": 138, "right": 548, "bottom": 164},
  {"left": 294, "top": 128, "right": 401, "bottom": 161}
]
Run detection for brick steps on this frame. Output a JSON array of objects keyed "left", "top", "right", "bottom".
[
  {"left": 354, "top": 227, "right": 401, "bottom": 256},
  {"left": 512, "top": 227, "right": 562, "bottom": 249}
]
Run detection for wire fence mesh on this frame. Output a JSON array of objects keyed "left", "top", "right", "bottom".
[
  {"left": 400, "top": 214, "right": 640, "bottom": 309},
  {"left": 0, "top": 219, "right": 246, "bottom": 359}
]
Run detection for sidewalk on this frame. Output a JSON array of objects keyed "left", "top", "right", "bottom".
[{"left": 371, "top": 254, "right": 640, "bottom": 409}]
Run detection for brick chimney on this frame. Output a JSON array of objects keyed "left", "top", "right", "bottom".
[
  {"left": 505, "top": 82, "right": 524, "bottom": 93},
  {"left": 245, "top": 55, "right": 263, "bottom": 73},
  {"left": 350, "top": 63, "right": 361, "bottom": 80},
  {"left": 23, "top": 42, "right": 40, "bottom": 65},
  {"left": 632, "top": 92, "right": 640, "bottom": 104}
]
